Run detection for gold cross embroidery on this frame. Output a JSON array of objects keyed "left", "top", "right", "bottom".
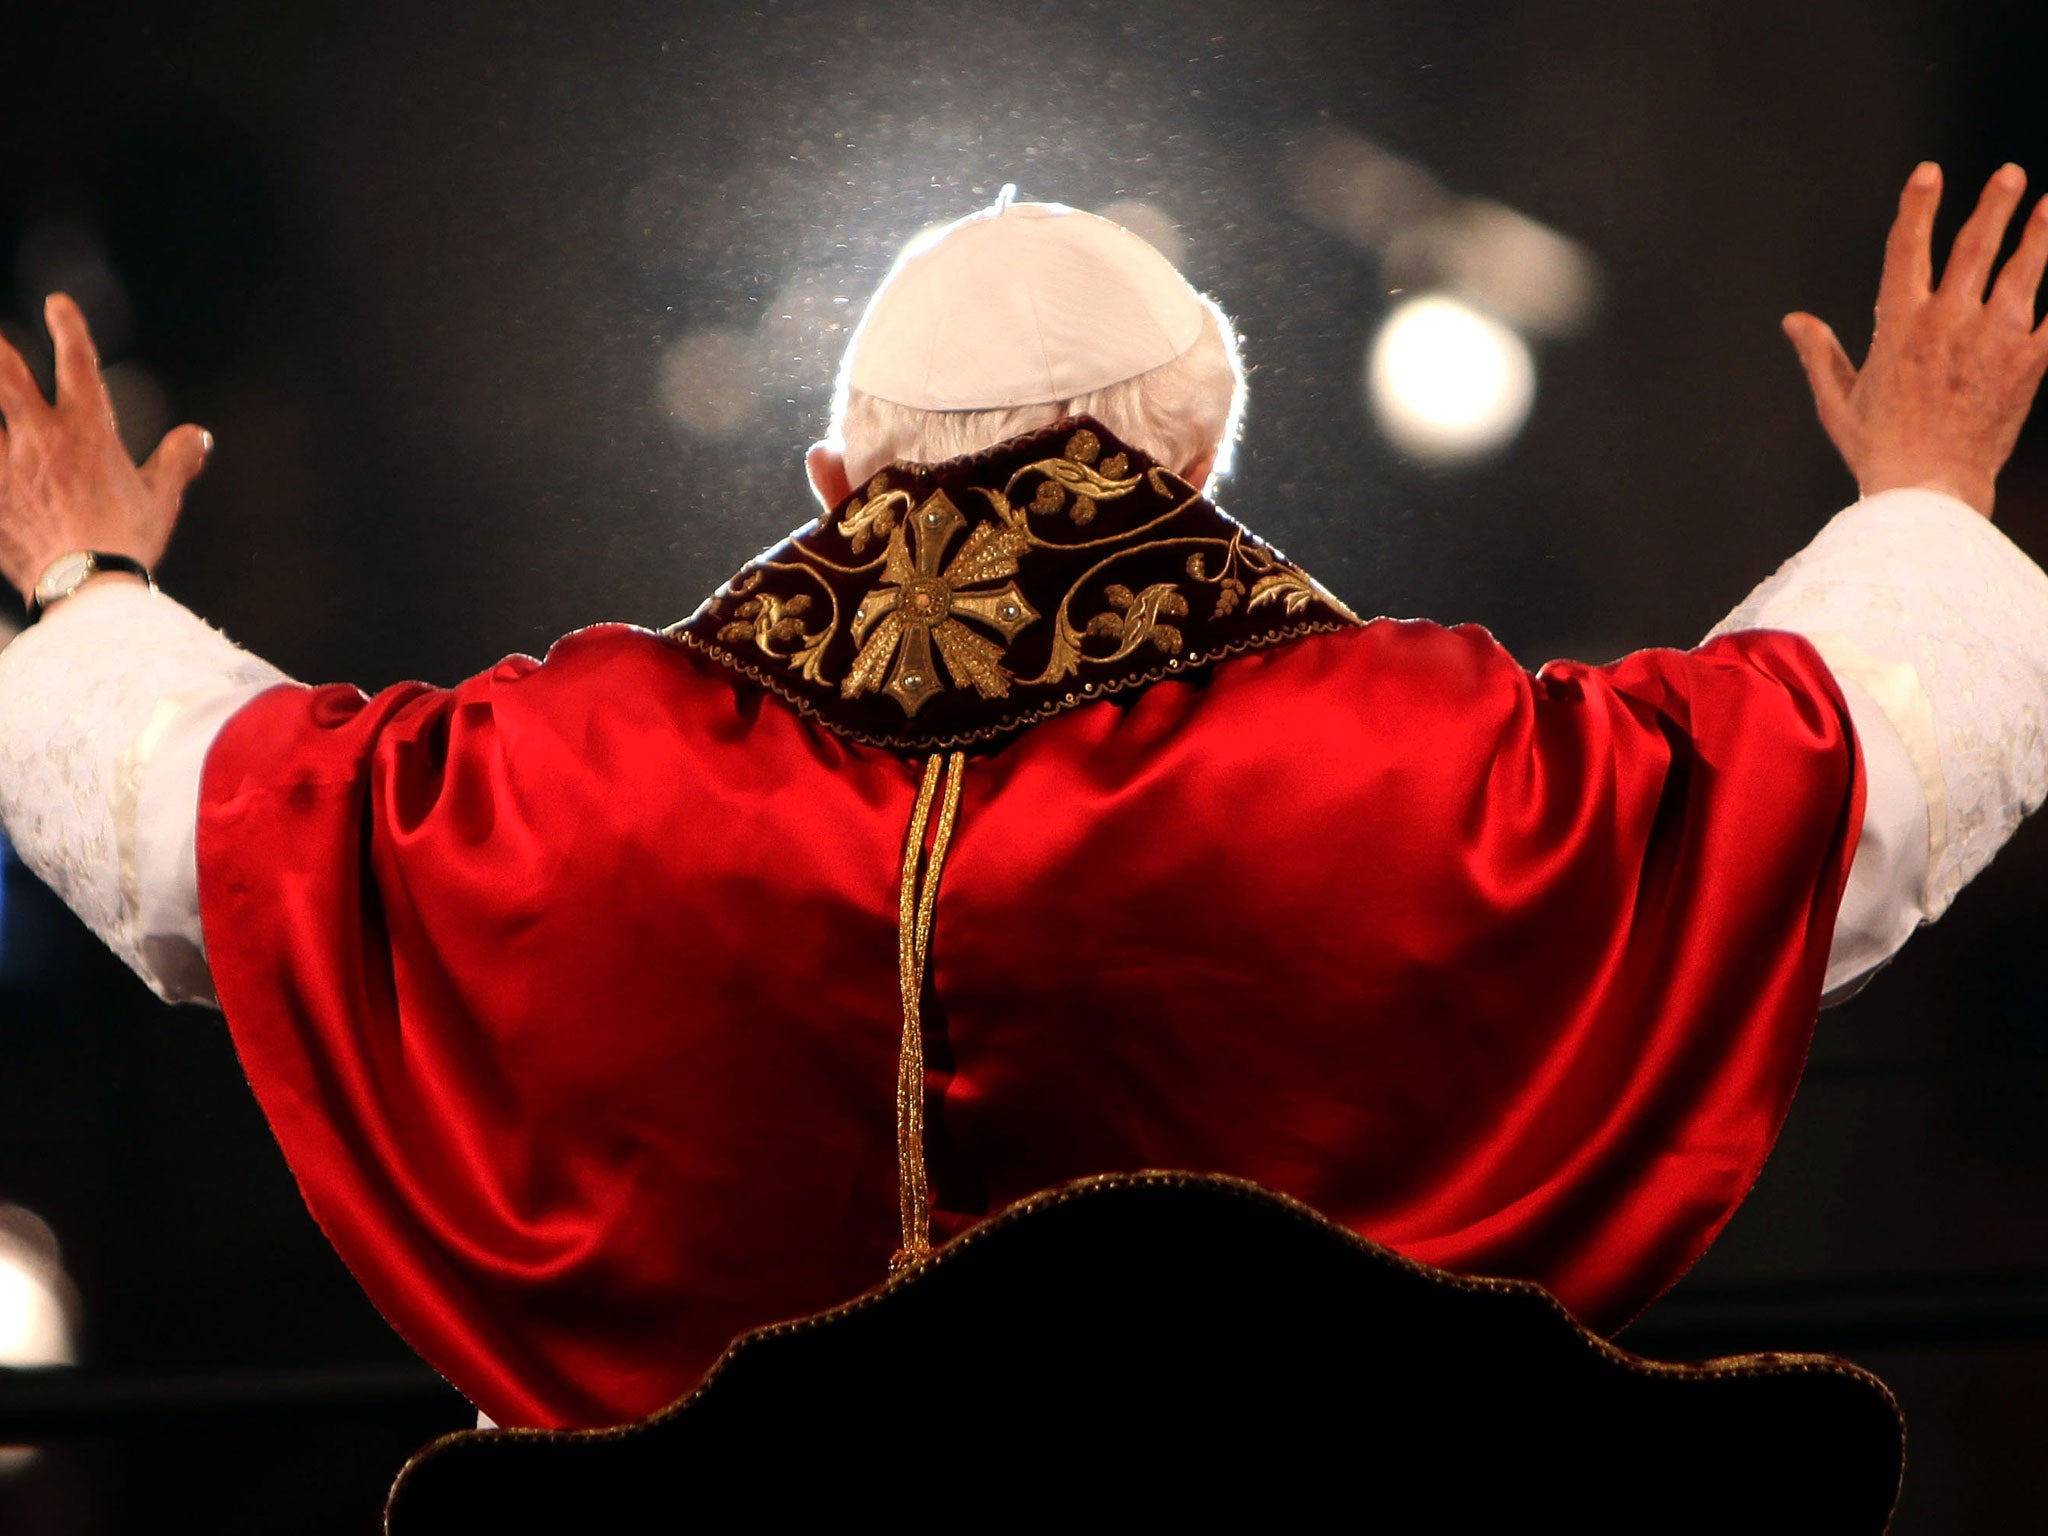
[{"left": 843, "top": 491, "right": 1041, "bottom": 717}]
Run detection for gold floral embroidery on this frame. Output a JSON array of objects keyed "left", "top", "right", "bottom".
[
  {"left": 837, "top": 487, "right": 910, "bottom": 555},
  {"left": 1189, "top": 530, "right": 1323, "bottom": 618},
  {"left": 1029, "top": 526, "right": 1345, "bottom": 688},
  {"left": 1249, "top": 571, "right": 1318, "bottom": 616},
  {"left": 1085, "top": 583, "right": 1189, "bottom": 659},
  {"left": 842, "top": 490, "right": 1039, "bottom": 717},
  {"left": 715, "top": 572, "right": 834, "bottom": 682},
  {"left": 1186, "top": 551, "right": 1243, "bottom": 617},
  {"left": 1015, "top": 428, "right": 1144, "bottom": 528}
]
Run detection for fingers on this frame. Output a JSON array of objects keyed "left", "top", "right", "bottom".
[
  {"left": 139, "top": 423, "right": 213, "bottom": 506},
  {"left": 44, "top": 293, "right": 112, "bottom": 420},
  {"left": 1992, "top": 194, "right": 2048, "bottom": 322},
  {"left": 1783, "top": 311, "right": 1858, "bottom": 431},
  {"left": 1940, "top": 163, "right": 2028, "bottom": 304},
  {"left": 1879, "top": 162, "right": 1942, "bottom": 316}
]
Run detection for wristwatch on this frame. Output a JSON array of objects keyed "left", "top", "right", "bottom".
[{"left": 26, "top": 550, "right": 155, "bottom": 622}]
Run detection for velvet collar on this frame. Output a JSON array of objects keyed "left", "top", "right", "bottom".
[{"left": 668, "top": 416, "right": 1357, "bottom": 752}]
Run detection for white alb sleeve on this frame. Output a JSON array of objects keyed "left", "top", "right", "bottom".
[
  {"left": 1819, "top": 677, "right": 1928, "bottom": 1002},
  {"left": 0, "top": 581, "right": 290, "bottom": 1006},
  {"left": 1708, "top": 487, "right": 2048, "bottom": 995}
]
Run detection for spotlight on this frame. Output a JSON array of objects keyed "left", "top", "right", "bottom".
[
  {"left": 1367, "top": 294, "right": 1535, "bottom": 463},
  {"left": 0, "top": 1207, "right": 74, "bottom": 1371},
  {"left": 0, "top": 1255, "right": 66, "bottom": 1368},
  {"left": 0, "top": 1205, "right": 77, "bottom": 1480}
]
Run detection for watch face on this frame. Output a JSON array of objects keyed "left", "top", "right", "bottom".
[{"left": 35, "top": 552, "right": 94, "bottom": 603}]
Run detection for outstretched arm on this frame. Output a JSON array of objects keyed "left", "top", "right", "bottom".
[
  {"left": 1717, "top": 163, "right": 2048, "bottom": 998},
  {"left": 0, "top": 297, "right": 287, "bottom": 1004}
]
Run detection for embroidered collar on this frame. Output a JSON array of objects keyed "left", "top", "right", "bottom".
[{"left": 667, "top": 416, "right": 1358, "bottom": 752}]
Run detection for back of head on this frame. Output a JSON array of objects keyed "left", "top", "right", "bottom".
[{"left": 831, "top": 192, "right": 1245, "bottom": 487}]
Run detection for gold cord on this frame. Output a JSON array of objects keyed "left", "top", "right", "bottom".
[{"left": 891, "top": 750, "right": 967, "bottom": 1271}]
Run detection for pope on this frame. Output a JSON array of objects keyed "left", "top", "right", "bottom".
[{"left": 1, "top": 165, "right": 2047, "bottom": 1431}]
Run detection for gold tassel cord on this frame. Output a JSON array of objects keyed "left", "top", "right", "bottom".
[
  {"left": 891, "top": 750, "right": 967, "bottom": 1271},
  {"left": 914, "top": 753, "right": 966, "bottom": 990}
]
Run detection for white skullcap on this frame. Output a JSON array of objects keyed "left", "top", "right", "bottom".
[{"left": 844, "top": 187, "right": 1206, "bottom": 411}]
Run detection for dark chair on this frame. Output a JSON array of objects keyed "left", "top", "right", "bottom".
[{"left": 386, "top": 1171, "right": 1902, "bottom": 1533}]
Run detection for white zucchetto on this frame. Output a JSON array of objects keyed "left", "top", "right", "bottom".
[{"left": 844, "top": 187, "right": 1206, "bottom": 411}]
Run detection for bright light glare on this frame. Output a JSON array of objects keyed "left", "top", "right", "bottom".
[
  {"left": 0, "top": 1206, "right": 73, "bottom": 1369},
  {"left": 104, "top": 363, "right": 171, "bottom": 464},
  {"left": 1094, "top": 200, "right": 1187, "bottom": 269},
  {"left": 657, "top": 328, "right": 759, "bottom": 438},
  {"left": 0, "top": 1225, "right": 73, "bottom": 1480},
  {"left": 0, "top": 1254, "right": 69, "bottom": 1367},
  {"left": 1367, "top": 294, "right": 1535, "bottom": 463}
]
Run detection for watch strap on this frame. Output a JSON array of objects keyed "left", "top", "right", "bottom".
[{"left": 26, "top": 551, "right": 155, "bottom": 623}]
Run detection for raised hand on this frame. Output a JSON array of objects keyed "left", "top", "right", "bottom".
[
  {"left": 1783, "top": 162, "right": 2048, "bottom": 519},
  {"left": 0, "top": 294, "right": 211, "bottom": 607}
]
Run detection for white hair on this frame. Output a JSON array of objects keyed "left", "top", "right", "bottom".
[{"left": 831, "top": 294, "right": 1246, "bottom": 489}]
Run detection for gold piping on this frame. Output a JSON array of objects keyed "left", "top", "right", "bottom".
[{"left": 892, "top": 750, "right": 967, "bottom": 1269}]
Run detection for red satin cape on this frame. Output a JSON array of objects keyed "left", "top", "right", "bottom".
[{"left": 197, "top": 621, "right": 1861, "bottom": 1428}]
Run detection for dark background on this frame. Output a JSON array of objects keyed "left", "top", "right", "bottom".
[{"left": 1, "top": 1, "right": 2045, "bottom": 1529}]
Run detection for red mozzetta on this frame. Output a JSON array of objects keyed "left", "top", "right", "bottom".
[{"left": 198, "top": 614, "right": 1859, "bottom": 1428}]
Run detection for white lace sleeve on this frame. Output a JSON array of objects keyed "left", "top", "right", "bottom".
[
  {"left": 0, "top": 580, "right": 290, "bottom": 1004},
  {"left": 1709, "top": 487, "right": 2048, "bottom": 921}
]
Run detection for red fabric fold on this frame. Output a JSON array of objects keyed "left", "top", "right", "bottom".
[{"left": 198, "top": 621, "right": 1860, "bottom": 1428}]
